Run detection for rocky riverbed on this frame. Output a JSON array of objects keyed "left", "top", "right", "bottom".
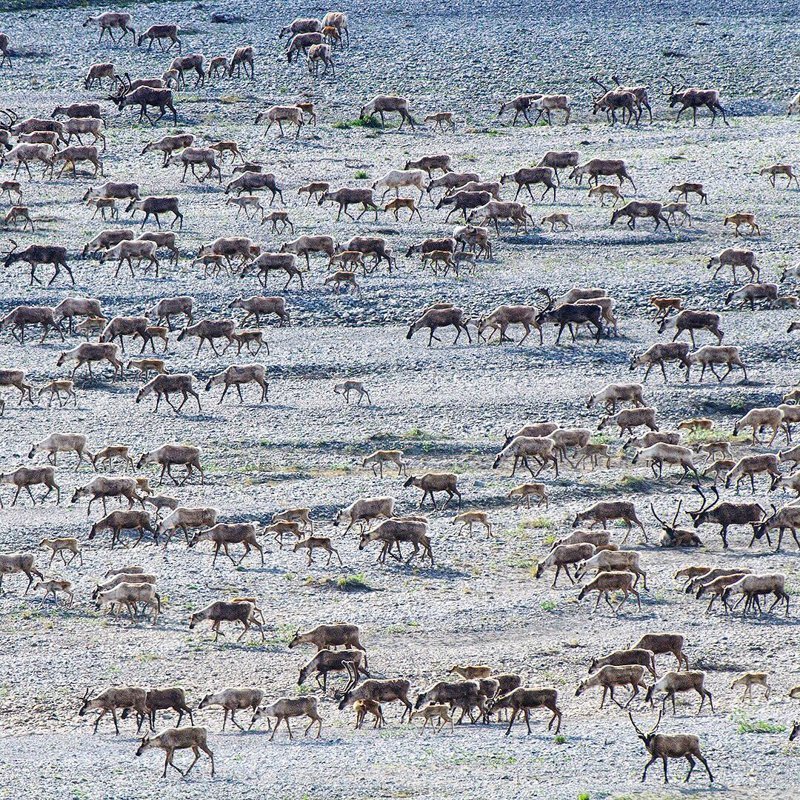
[{"left": 0, "top": 1, "right": 798, "bottom": 798}]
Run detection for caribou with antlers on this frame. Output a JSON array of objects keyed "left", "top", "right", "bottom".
[
  {"left": 590, "top": 77, "right": 639, "bottom": 126},
  {"left": 629, "top": 712, "right": 714, "bottom": 784},
  {"left": 650, "top": 502, "right": 702, "bottom": 547},
  {"left": 535, "top": 288, "right": 604, "bottom": 344},
  {"left": 109, "top": 84, "right": 177, "bottom": 125},
  {"left": 665, "top": 77, "right": 728, "bottom": 126},
  {"left": 612, "top": 75, "right": 653, "bottom": 121},
  {"left": 687, "top": 484, "right": 766, "bottom": 549},
  {"left": 3, "top": 240, "right": 74, "bottom": 286}
]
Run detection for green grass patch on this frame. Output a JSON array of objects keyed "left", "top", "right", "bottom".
[
  {"left": 620, "top": 474, "right": 652, "bottom": 492},
  {"left": 687, "top": 428, "right": 740, "bottom": 444},
  {"left": 275, "top": 623, "right": 298, "bottom": 643},
  {"left": 137, "top": 651, "right": 159, "bottom": 663},
  {"left": 333, "top": 117, "right": 382, "bottom": 130},
  {"left": 403, "top": 427, "right": 435, "bottom": 440},
  {"left": 335, "top": 573, "right": 372, "bottom": 592},
  {"left": 368, "top": 431, "right": 395, "bottom": 442},
  {"left": 354, "top": 169, "right": 369, "bottom": 179},
  {"left": 540, "top": 600, "right": 557, "bottom": 612},
  {"left": 734, "top": 712, "right": 785, "bottom": 734},
  {"left": 318, "top": 464, "right": 352, "bottom": 477}
]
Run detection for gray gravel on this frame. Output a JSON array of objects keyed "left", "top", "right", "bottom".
[{"left": 0, "top": 1, "right": 798, "bottom": 798}]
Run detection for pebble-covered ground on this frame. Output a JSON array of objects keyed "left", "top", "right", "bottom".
[{"left": 0, "top": 1, "right": 798, "bottom": 798}]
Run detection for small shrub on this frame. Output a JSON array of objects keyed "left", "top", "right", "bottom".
[
  {"left": 352, "top": 116, "right": 382, "bottom": 128},
  {"left": 354, "top": 169, "right": 369, "bottom": 179},
  {"left": 334, "top": 117, "right": 382, "bottom": 130},
  {"left": 540, "top": 600, "right": 557, "bottom": 612}
]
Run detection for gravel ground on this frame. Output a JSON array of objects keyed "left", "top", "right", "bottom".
[{"left": 0, "top": 1, "right": 799, "bottom": 798}]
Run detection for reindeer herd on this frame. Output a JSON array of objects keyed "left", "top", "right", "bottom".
[{"left": 0, "top": 3, "right": 799, "bottom": 789}]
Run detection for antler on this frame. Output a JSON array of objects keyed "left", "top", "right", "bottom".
[
  {"left": 589, "top": 75, "right": 609, "bottom": 93},
  {"left": 649, "top": 502, "right": 666, "bottom": 528},
  {"left": 660, "top": 75, "right": 677, "bottom": 96},
  {"left": 649, "top": 709, "right": 663, "bottom": 735},
  {"left": 628, "top": 711, "right": 645, "bottom": 736},
  {"left": 671, "top": 499, "right": 682, "bottom": 529},
  {"left": 6, "top": 238, "right": 18, "bottom": 255},
  {"left": 81, "top": 687, "right": 93, "bottom": 701},
  {"left": 689, "top": 483, "right": 707, "bottom": 513},
  {"left": 611, "top": 74, "right": 622, "bottom": 86},
  {"left": 536, "top": 287, "right": 554, "bottom": 310}
]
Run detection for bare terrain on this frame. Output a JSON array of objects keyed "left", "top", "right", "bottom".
[{"left": 0, "top": 1, "right": 797, "bottom": 799}]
